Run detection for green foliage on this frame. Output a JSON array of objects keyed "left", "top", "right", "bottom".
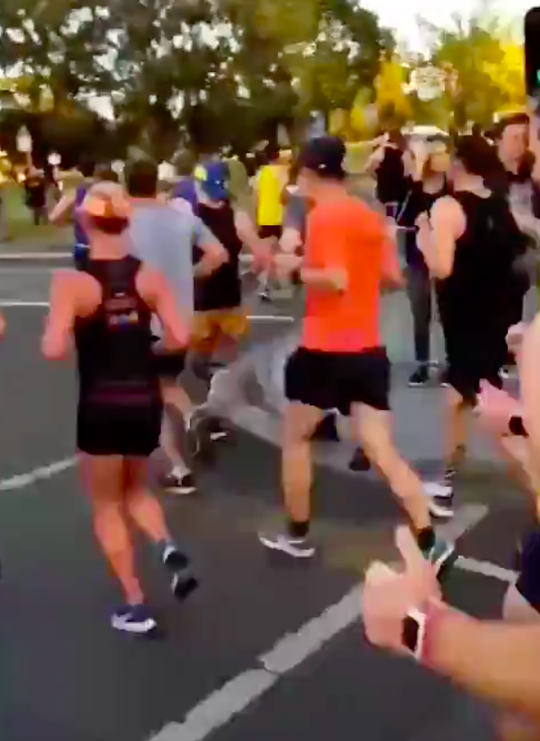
[{"left": 0, "top": 0, "right": 392, "bottom": 159}]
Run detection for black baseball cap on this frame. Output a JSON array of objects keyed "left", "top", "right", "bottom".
[{"left": 297, "top": 136, "right": 347, "bottom": 179}]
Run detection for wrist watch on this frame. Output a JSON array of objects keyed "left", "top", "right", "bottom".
[
  {"left": 402, "top": 608, "right": 428, "bottom": 660},
  {"left": 402, "top": 601, "right": 446, "bottom": 662}
]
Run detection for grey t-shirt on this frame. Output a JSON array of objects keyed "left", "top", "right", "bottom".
[{"left": 129, "top": 202, "right": 215, "bottom": 334}]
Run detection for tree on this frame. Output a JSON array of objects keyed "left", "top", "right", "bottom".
[
  {"left": 423, "top": 13, "right": 525, "bottom": 128},
  {"left": 375, "top": 54, "right": 412, "bottom": 127}
]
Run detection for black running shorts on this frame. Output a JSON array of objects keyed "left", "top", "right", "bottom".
[
  {"left": 444, "top": 326, "right": 506, "bottom": 405},
  {"left": 153, "top": 350, "right": 187, "bottom": 381},
  {"left": 284, "top": 347, "right": 390, "bottom": 415},
  {"left": 77, "top": 401, "right": 163, "bottom": 457},
  {"left": 516, "top": 529, "right": 540, "bottom": 613}
]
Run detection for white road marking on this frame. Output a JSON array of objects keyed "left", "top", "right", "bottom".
[
  {"left": 0, "top": 266, "right": 56, "bottom": 274},
  {"left": 147, "top": 505, "right": 488, "bottom": 741},
  {"left": 456, "top": 556, "right": 517, "bottom": 583},
  {"left": 0, "top": 252, "right": 70, "bottom": 260},
  {"left": 0, "top": 457, "right": 76, "bottom": 491},
  {"left": 0, "top": 300, "right": 49, "bottom": 307},
  {"left": 247, "top": 315, "right": 294, "bottom": 322}
]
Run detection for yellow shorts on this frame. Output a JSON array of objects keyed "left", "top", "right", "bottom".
[{"left": 191, "top": 308, "right": 248, "bottom": 353}]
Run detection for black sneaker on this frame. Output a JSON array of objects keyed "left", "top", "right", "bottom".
[
  {"left": 162, "top": 545, "right": 199, "bottom": 600},
  {"left": 208, "top": 418, "right": 229, "bottom": 442},
  {"left": 162, "top": 471, "right": 197, "bottom": 495},
  {"left": 258, "top": 528, "right": 316, "bottom": 558},
  {"left": 409, "top": 365, "right": 429, "bottom": 387},
  {"left": 111, "top": 604, "right": 157, "bottom": 635},
  {"left": 348, "top": 447, "right": 371, "bottom": 472}
]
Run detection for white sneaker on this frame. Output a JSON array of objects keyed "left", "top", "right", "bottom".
[{"left": 423, "top": 481, "right": 454, "bottom": 519}]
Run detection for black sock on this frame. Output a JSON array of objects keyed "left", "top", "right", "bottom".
[
  {"left": 416, "top": 527, "right": 435, "bottom": 552},
  {"left": 444, "top": 445, "right": 466, "bottom": 483},
  {"left": 288, "top": 520, "right": 309, "bottom": 539}
]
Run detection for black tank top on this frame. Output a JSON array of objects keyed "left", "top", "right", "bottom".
[
  {"left": 375, "top": 147, "right": 407, "bottom": 205},
  {"left": 194, "top": 203, "right": 242, "bottom": 311},
  {"left": 75, "top": 255, "right": 159, "bottom": 407},
  {"left": 437, "top": 191, "right": 526, "bottom": 326}
]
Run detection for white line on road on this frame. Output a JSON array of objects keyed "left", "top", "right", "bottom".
[
  {"left": 0, "top": 457, "right": 76, "bottom": 491},
  {"left": 0, "top": 300, "right": 49, "bottom": 307},
  {"left": 0, "top": 252, "right": 70, "bottom": 260},
  {"left": 147, "top": 504, "right": 489, "bottom": 741},
  {"left": 456, "top": 556, "right": 517, "bottom": 583},
  {"left": 0, "top": 303, "right": 295, "bottom": 322}
]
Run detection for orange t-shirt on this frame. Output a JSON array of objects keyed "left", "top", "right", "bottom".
[{"left": 301, "top": 197, "right": 392, "bottom": 353}]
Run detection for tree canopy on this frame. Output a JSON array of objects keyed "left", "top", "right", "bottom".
[{"left": 0, "top": 0, "right": 393, "bottom": 162}]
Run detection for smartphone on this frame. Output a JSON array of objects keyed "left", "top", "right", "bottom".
[{"left": 525, "top": 8, "right": 540, "bottom": 113}]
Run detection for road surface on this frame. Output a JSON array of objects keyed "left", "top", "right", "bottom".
[{"left": 0, "top": 264, "right": 533, "bottom": 741}]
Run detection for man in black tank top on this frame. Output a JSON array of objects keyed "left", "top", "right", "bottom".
[{"left": 190, "top": 162, "right": 249, "bottom": 378}]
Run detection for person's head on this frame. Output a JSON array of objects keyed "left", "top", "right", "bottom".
[
  {"left": 422, "top": 138, "right": 450, "bottom": 179},
  {"left": 78, "top": 181, "right": 131, "bottom": 239},
  {"left": 94, "top": 164, "right": 119, "bottom": 183},
  {"left": 124, "top": 159, "right": 158, "bottom": 198},
  {"left": 495, "top": 113, "right": 529, "bottom": 165},
  {"left": 264, "top": 143, "right": 281, "bottom": 164},
  {"left": 448, "top": 135, "right": 500, "bottom": 184},
  {"left": 296, "top": 136, "right": 347, "bottom": 200},
  {"left": 79, "top": 157, "right": 97, "bottom": 179},
  {"left": 193, "top": 161, "right": 229, "bottom": 204}
]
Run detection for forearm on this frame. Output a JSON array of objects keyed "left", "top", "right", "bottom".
[
  {"left": 429, "top": 608, "right": 540, "bottom": 721},
  {"left": 300, "top": 267, "right": 345, "bottom": 292},
  {"left": 193, "top": 252, "right": 225, "bottom": 278}
]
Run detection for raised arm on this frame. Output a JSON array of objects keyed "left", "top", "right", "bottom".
[{"left": 49, "top": 192, "right": 76, "bottom": 225}]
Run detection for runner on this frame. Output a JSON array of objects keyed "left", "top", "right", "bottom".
[
  {"left": 190, "top": 161, "right": 271, "bottom": 383},
  {"left": 42, "top": 182, "right": 196, "bottom": 635},
  {"left": 400, "top": 138, "right": 450, "bottom": 386},
  {"left": 365, "top": 129, "right": 408, "bottom": 218},
  {"left": 254, "top": 144, "right": 288, "bottom": 301},
  {"left": 125, "top": 159, "right": 227, "bottom": 494},
  {"left": 49, "top": 160, "right": 119, "bottom": 269},
  {"left": 419, "top": 135, "right": 528, "bottom": 518},
  {"left": 258, "top": 136, "right": 454, "bottom": 571}
]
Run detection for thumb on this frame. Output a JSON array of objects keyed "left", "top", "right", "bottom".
[{"left": 395, "top": 526, "right": 426, "bottom": 572}]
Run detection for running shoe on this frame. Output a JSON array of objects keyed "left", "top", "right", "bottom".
[
  {"left": 348, "top": 446, "right": 371, "bottom": 472},
  {"left": 162, "top": 545, "right": 199, "bottom": 600},
  {"left": 258, "top": 529, "right": 316, "bottom": 558},
  {"left": 161, "top": 470, "right": 197, "bottom": 495},
  {"left": 186, "top": 407, "right": 213, "bottom": 459},
  {"left": 208, "top": 418, "right": 229, "bottom": 442},
  {"left": 423, "top": 538, "right": 457, "bottom": 578},
  {"left": 423, "top": 481, "right": 454, "bottom": 519},
  {"left": 409, "top": 365, "right": 430, "bottom": 387},
  {"left": 438, "top": 369, "right": 450, "bottom": 388},
  {"left": 111, "top": 604, "right": 158, "bottom": 635}
]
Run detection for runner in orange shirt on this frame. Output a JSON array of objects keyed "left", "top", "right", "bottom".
[{"left": 258, "top": 136, "right": 454, "bottom": 572}]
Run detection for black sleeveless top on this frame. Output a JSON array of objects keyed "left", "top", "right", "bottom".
[
  {"left": 194, "top": 203, "right": 242, "bottom": 311},
  {"left": 437, "top": 191, "right": 527, "bottom": 328},
  {"left": 375, "top": 147, "right": 407, "bottom": 205},
  {"left": 74, "top": 255, "right": 160, "bottom": 407}
]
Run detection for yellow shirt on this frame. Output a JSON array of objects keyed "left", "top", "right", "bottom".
[{"left": 256, "top": 164, "right": 287, "bottom": 226}]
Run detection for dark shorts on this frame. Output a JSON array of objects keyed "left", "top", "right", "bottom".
[
  {"left": 516, "top": 530, "right": 540, "bottom": 613},
  {"left": 77, "top": 402, "right": 163, "bottom": 457},
  {"left": 284, "top": 347, "right": 390, "bottom": 415},
  {"left": 258, "top": 225, "right": 282, "bottom": 239},
  {"left": 444, "top": 326, "right": 506, "bottom": 405},
  {"left": 152, "top": 349, "right": 187, "bottom": 381}
]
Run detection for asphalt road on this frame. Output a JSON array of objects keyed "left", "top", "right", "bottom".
[{"left": 0, "top": 264, "right": 534, "bottom": 741}]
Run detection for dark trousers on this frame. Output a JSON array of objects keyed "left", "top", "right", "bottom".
[{"left": 406, "top": 265, "right": 432, "bottom": 364}]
